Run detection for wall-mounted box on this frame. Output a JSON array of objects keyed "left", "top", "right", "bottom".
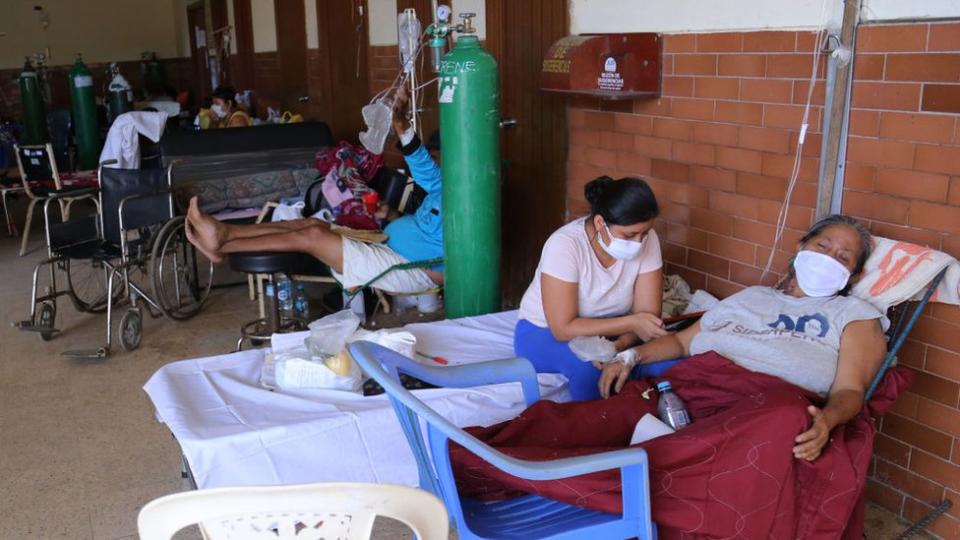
[{"left": 541, "top": 33, "right": 661, "bottom": 99}]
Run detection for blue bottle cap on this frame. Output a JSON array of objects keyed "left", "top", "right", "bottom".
[{"left": 656, "top": 381, "right": 671, "bottom": 392}]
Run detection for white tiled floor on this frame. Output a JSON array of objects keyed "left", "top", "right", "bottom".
[{"left": 0, "top": 200, "right": 926, "bottom": 539}]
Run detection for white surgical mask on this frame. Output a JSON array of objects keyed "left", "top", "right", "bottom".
[
  {"left": 211, "top": 103, "right": 227, "bottom": 118},
  {"left": 598, "top": 221, "right": 644, "bottom": 260},
  {"left": 793, "top": 250, "right": 851, "bottom": 297}
]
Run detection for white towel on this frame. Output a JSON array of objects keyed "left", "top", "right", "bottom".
[
  {"left": 99, "top": 111, "right": 166, "bottom": 169},
  {"left": 852, "top": 236, "right": 960, "bottom": 312}
]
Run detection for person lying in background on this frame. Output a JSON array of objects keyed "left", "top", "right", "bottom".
[
  {"left": 515, "top": 176, "right": 666, "bottom": 400},
  {"left": 184, "top": 88, "right": 444, "bottom": 295},
  {"left": 451, "top": 214, "right": 894, "bottom": 539}
]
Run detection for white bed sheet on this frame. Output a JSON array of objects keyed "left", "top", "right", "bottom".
[{"left": 143, "top": 310, "right": 569, "bottom": 489}]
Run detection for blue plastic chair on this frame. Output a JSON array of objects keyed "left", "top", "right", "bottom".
[{"left": 348, "top": 341, "right": 656, "bottom": 540}]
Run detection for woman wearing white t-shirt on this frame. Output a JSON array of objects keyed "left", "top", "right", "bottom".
[{"left": 515, "top": 176, "right": 667, "bottom": 400}]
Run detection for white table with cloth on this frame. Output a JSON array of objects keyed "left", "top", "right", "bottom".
[{"left": 143, "top": 310, "right": 570, "bottom": 489}]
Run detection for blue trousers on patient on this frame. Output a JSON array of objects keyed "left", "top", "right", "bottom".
[{"left": 514, "top": 319, "right": 602, "bottom": 401}]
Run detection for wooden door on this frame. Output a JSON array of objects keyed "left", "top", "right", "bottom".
[
  {"left": 274, "top": 0, "right": 309, "bottom": 112},
  {"left": 187, "top": 0, "right": 228, "bottom": 106},
  {"left": 316, "top": 0, "right": 370, "bottom": 143},
  {"left": 485, "top": 0, "right": 570, "bottom": 306},
  {"left": 232, "top": 0, "right": 256, "bottom": 90},
  {"left": 187, "top": 3, "right": 210, "bottom": 104}
]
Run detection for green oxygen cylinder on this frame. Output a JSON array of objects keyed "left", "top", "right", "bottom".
[
  {"left": 439, "top": 22, "right": 501, "bottom": 318},
  {"left": 68, "top": 55, "right": 101, "bottom": 170},
  {"left": 19, "top": 58, "right": 49, "bottom": 144}
]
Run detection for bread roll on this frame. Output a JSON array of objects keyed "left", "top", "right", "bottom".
[{"left": 324, "top": 350, "right": 354, "bottom": 376}]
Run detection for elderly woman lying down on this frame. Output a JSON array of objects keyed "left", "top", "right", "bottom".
[{"left": 451, "top": 214, "right": 911, "bottom": 540}]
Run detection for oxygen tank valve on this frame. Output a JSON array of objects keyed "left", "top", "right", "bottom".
[{"left": 457, "top": 12, "right": 477, "bottom": 34}]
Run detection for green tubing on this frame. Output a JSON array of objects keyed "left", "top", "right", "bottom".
[
  {"left": 69, "top": 56, "right": 101, "bottom": 170},
  {"left": 438, "top": 35, "right": 501, "bottom": 318},
  {"left": 19, "top": 60, "right": 48, "bottom": 144}
]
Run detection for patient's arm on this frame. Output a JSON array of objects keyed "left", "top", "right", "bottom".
[
  {"left": 793, "top": 318, "right": 886, "bottom": 461},
  {"left": 598, "top": 321, "right": 701, "bottom": 398}
]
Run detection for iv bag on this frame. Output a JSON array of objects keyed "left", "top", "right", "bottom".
[
  {"left": 397, "top": 10, "right": 422, "bottom": 73},
  {"left": 359, "top": 99, "right": 392, "bottom": 155}
]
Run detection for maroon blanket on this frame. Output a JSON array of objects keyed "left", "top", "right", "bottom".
[{"left": 451, "top": 352, "right": 911, "bottom": 540}]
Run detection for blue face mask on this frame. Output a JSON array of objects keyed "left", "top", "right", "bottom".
[{"left": 598, "top": 221, "right": 644, "bottom": 260}]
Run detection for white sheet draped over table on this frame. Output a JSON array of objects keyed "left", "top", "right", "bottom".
[{"left": 144, "top": 311, "right": 570, "bottom": 489}]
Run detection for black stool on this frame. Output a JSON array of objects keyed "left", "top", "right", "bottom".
[{"left": 228, "top": 251, "right": 313, "bottom": 350}]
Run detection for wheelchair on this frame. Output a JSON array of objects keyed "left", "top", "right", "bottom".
[{"left": 15, "top": 162, "right": 214, "bottom": 358}]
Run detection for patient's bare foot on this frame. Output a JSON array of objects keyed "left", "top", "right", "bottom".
[
  {"left": 185, "top": 219, "right": 223, "bottom": 263},
  {"left": 185, "top": 197, "right": 225, "bottom": 262}
]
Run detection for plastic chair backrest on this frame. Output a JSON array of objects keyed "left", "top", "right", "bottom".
[
  {"left": 136, "top": 482, "right": 449, "bottom": 540},
  {"left": 15, "top": 144, "right": 58, "bottom": 185},
  {"left": 98, "top": 165, "right": 172, "bottom": 246},
  {"left": 349, "top": 341, "right": 655, "bottom": 540}
]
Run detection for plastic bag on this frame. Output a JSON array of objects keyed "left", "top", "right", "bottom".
[
  {"left": 261, "top": 350, "right": 363, "bottom": 392},
  {"left": 306, "top": 310, "right": 362, "bottom": 358},
  {"left": 568, "top": 335, "right": 617, "bottom": 363},
  {"left": 359, "top": 99, "right": 392, "bottom": 155},
  {"left": 270, "top": 200, "right": 305, "bottom": 222},
  {"left": 349, "top": 328, "right": 417, "bottom": 359}
]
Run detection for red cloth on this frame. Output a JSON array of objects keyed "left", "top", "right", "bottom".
[
  {"left": 451, "top": 352, "right": 911, "bottom": 540},
  {"left": 29, "top": 170, "right": 98, "bottom": 190}
]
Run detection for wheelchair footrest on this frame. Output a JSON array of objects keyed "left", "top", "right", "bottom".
[
  {"left": 62, "top": 348, "right": 108, "bottom": 359},
  {"left": 14, "top": 321, "right": 59, "bottom": 335}
]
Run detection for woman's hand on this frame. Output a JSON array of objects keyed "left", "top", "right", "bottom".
[
  {"left": 630, "top": 312, "right": 669, "bottom": 341},
  {"left": 596, "top": 361, "right": 632, "bottom": 399},
  {"left": 793, "top": 405, "right": 832, "bottom": 461}
]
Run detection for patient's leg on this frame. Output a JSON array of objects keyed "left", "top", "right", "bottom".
[
  {"left": 208, "top": 222, "right": 344, "bottom": 273},
  {"left": 186, "top": 197, "right": 334, "bottom": 262}
]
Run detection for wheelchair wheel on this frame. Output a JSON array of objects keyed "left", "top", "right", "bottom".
[
  {"left": 149, "top": 216, "right": 214, "bottom": 321},
  {"left": 38, "top": 302, "right": 56, "bottom": 341},
  {"left": 65, "top": 259, "right": 123, "bottom": 314},
  {"left": 119, "top": 310, "right": 143, "bottom": 351}
]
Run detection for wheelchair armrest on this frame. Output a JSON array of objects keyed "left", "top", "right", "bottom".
[
  {"left": 118, "top": 190, "right": 174, "bottom": 232},
  {"left": 378, "top": 351, "right": 541, "bottom": 406},
  {"left": 48, "top": 187, "right": 98, "bottom": 199}
]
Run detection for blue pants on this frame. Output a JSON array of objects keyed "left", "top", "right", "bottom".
[{"left": 514, "top": 319, "right": 602, "bottom": 401}]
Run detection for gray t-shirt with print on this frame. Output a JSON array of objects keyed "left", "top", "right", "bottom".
[{"left": 689, "top": 286, "right": 888, "bottom": 396}]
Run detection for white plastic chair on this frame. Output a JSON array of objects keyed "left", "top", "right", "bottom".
[{"left": 137, "top": 482, "right": 449, "bottom": 540}]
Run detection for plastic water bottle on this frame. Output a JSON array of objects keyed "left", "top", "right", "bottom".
[
  {"left": 656, "top": 381, "right": 691, "bottom": 430},
  {"left": 294, "top": 283, "right": 310, "bottom": 320},
  {"left": 276, "top": 274, "right": 293, "bottom": 318}
]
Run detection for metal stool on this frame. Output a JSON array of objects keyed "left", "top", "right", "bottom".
[{"left": 228, "top": 251, "right": 312, "bottom": 350}]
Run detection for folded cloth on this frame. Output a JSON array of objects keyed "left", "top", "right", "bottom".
[{"left": 852, "top": 236, "right": 960, "bottom": 312}]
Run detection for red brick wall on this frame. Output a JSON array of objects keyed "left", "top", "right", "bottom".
[
  {"left": 567, "top": 30, "right": 825, "bottom": 297},
  {"left": 565, "top": 23, "right": 960, "bottom": 538},
  {"left": 847, "top": 22, "right": 960, "bottom": 539}
]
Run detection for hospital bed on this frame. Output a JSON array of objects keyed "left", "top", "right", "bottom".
[{"left": 143, "top": 310, "right": 570, "bottom": 489}]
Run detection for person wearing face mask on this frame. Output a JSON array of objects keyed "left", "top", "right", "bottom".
[
  {"left": 514, "top": 175, "right": 667, "bottom": 400},
  {"left": 447, "top": 215, "right": 890, "bottom": 537},
  {"left": 208, "top": 86, "right": 252, "bottom": 128}
]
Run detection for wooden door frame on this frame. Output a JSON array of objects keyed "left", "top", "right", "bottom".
[{"left": 232, "top": 0, "right": 256, "bottom": 90}]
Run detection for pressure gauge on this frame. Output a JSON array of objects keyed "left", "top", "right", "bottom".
[{"left": 437, "top": 4, "right": 452, "bottom": 22}]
